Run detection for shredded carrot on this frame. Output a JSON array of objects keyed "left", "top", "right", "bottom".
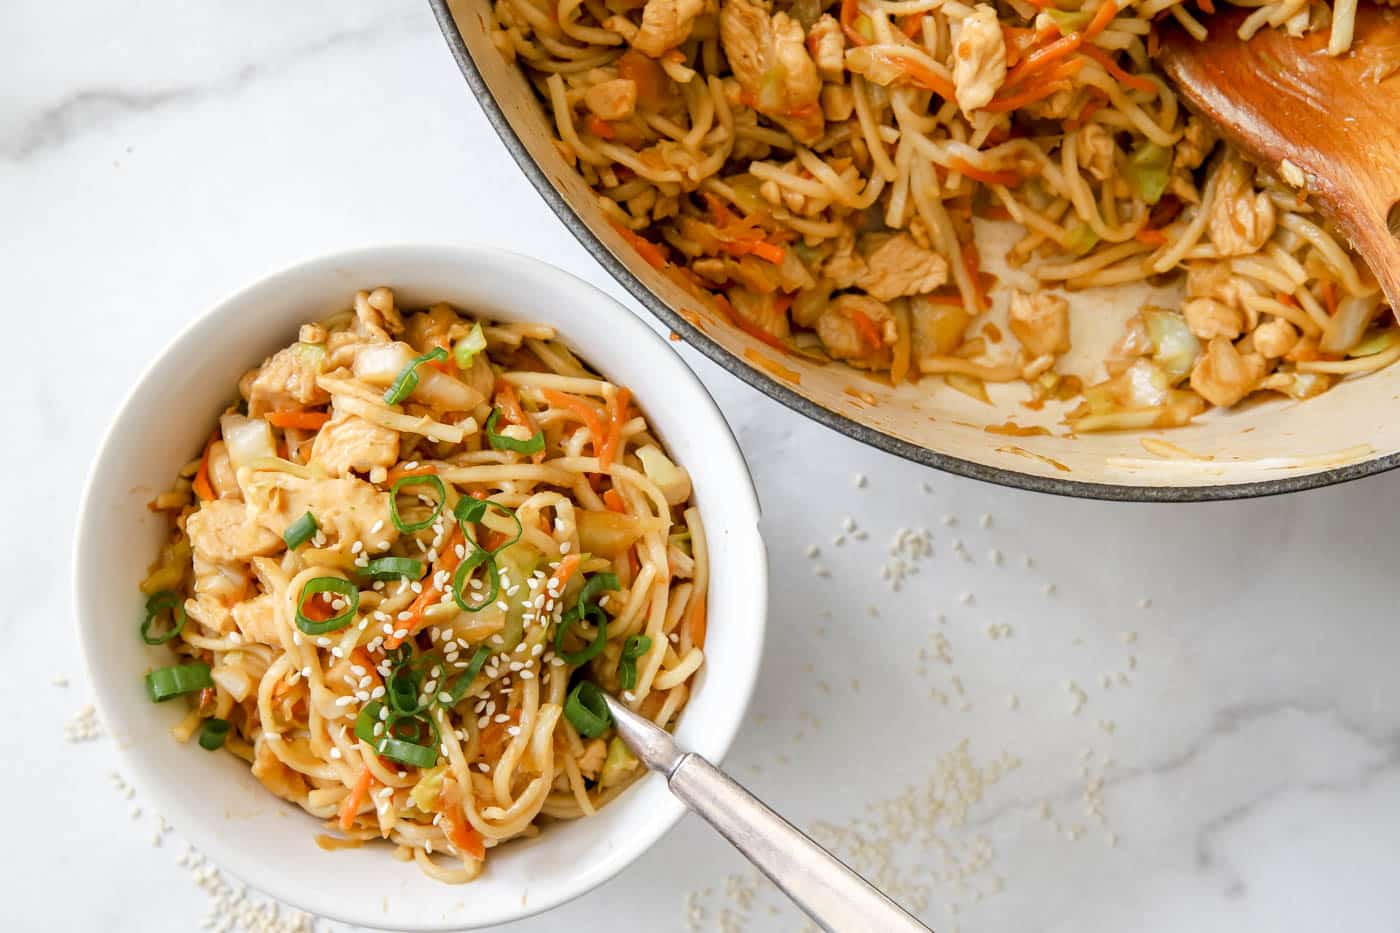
[
  {"left": 385, "top": 464, "right": 439, "bottom": 484},
  {"left": 840, "top": 0, "right": 869, "bottom": 45},
  {"left": 192, "top": 431, "right": 217, "bottom": 501},
  {"left": 702, "top": 191, "right": 738, "bottom": 226},
  {"left": 901, "top": 13, "right": 925, "bottom": 37},
  {"left": 1083, "top": 0, "right": 1118, "bottom": 38},
  {"left": 900, "top": 57, "right": 957, "bottom": 100},
  {"left": 1065, "top": 90, "right": 1108, "bottom": 129},
  {"left": 1134, "top": 228, "right": 1167, "bottom": 246},
  {"left": 603, "top": 489, "right": 627, "bottom": 513},
  {"left": 611, "top": 222, "right": 668, "bottom": 269},
  {"left": 748, "top": 241, "right": 786, "bottom": 265},
  {"left": 600, "top": 386, "right": 631, "bottom": 470},
  {"left": 266, "top": 409, "right": 330, "bottom": 431},
  {"left": 439, "top": 777, "right": 487, "bottom": 860},
  {"left": 1078, "top": 45, "right": 1155, "bottom": 93},
  {"left": 1320, "top": 280, "right": 1339, "bottom": 316},
  {"left": 946, "top": 157, "right": 1021, "bottom": 187},
  {"left": 1000, "top": 32, "right": 1082, "bottom": 92},
  {"left": 983, "top": 78, "right": 1072, "bottom": 113},
  {"left": 1275, "top": 291, "right": 1299, "bottom": 308},
  {"left": 339, "top": 769, "right": 373, "bottom": 832},
  {"left": 384, "top": 526, "right": 465, "bottom": 649},
  {"left": 585, "top": 115, "right": 615, "bottom": 139},
  {"left": 542, "top": 388, "right": 608, "bottom": 459},
  {"left": 850, "top": 307, "right": 884, "bottom": 349},
  {"left": 1196, "top": 0, "right": 1215, "bottom": 12},
  {"left": 688, "top": 593, "right": 708, "bottom": 648},
  {"left": 549, "top": 553, "right": 582, "bottom": 593},
  {"left": 712, "top": 293, "right": 791, "bottom": 352}
]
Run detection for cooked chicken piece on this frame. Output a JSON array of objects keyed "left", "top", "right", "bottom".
[
  {"left": 584, "top": 78, "right": 640, "bottom": 120},
  {"left": 231, "top": 593, "right": 283, "bottom": 646},
  {"left": 855, "top": 233, "right": 949, "bottom": 301},
  {"left": 634, "top": 0, "right": 706, "bottom": 57},
  {"left": 730, "top": 287, "right": 793, "bottom": 339},
  {"left": 1189, "top": 336, "right": 1266, "bottom": 407},
  {"left": 1207, "top": 156, "right": 1276, "bottom": 256},
  {"left": 310, "top": 409, "right": 399, "bottom": 477},
  {"left": 577, "top": 738, "right": 608, "bottom": 780},
  {"left": 1173, "top": 115, "right": 1218, "bottom": 173},
  {"left": 821, "top": 83, "right": 855, "bottom": 121},
  {"left": 252, "top": 738, "right": 308, "bottom": 803},
  {"left": 355, "top": 287, "right": 404, "bottom": 341},
  {"left": 952, "top": 5, "right": 1006, "bottom": 115},
  {"left": 720, "top": 0, "right": 824, "bottom": 144},
  {"left": 402, "top": 305, "right": 457, "bottom": 354},
  {"left": 207, "top": 441, "right": 240, "bottom": 500},
  {"left": 808, "top": 14, "right": 845, "bottom": 82},
  {"left": 242, "top": 472, "right": 399, "bottom": 555},
  {"left": 1185, "top": 260, "right": 1258, "bottom": 311},
  {"left": 1008, "top": 290, "right": 1070, "bottom": 357},
  {"left": 816, "top": 294, "right": 896, "bottom": 366},
  {"left": 1182, "top": 297, "right": 1244, "bottom": 341},
  {"left": 186, "top": 499, "right": 284, "bottom": 564},
  {"left": 242, "top": 344, "right": 330, "bottom": 417},
  {"left": 1078, "top": 123, "right": 1116, "bottom": 182},
  {"left": 1252, "top": 318, "right": 1299, "bottom": 359}
]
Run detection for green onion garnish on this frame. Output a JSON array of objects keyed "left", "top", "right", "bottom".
[
  {"left": 383, "top": 347, "right": 448, "bottom": 405},
  {"left": 439, "top": 645, "right": 492, "bottom": 707},
  {"left": 617, "top": 634, "right": 653, "bottom": 691},
  {"left": 453, "top": 323, "right": 486, "bottom": 370},
  {"left": 564, "top": 681, "right": 612, "bottom": 738},
  {"left": 361, "top": 556, "right": 425, "bottom": 581},
  {"left": 554, "top": 573, "right": 618, "bottom": 665},
  {"left": 146, "top": 663, "right": 213, "bottom": 702},
  {"left": 199, "top": 718, "right": 231, "bottom": 750},
  {"left": 451, "top": 550, "right": 500, "bottom": 613},
  {"left": 140, "top": 590, "right": 187, "bottom": 646},
  {"left": 453, "top": 496, "right": 523, "bottom": 553},
  {"left": 485, "top": 408, "right": 545, "bottom": 455},
  {"left": 374, "top": 737, "right": 439, "bottom": 768},
  {"left": 293, "top": 577, "right": 359, "bottom": 635},
  {"left": 355, "top": 701, "right": 385, "bottom": 744},
  {"left": 387, "top": 661, "right": 425, "bottom": 715},
  {"left": 389, "top": 474, "right": 446, "bottom": 534},
  {"left": 283, "top": 511, "right": 318, "bottom": 550}
]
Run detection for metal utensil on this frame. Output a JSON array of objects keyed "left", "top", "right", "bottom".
[{"left": 602, "top": 695, "right": 933, "bottom": 933}]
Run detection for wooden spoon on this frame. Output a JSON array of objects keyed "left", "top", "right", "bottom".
[{"left": 1155, "top": 6, "right": 1400, "bottom": 309}]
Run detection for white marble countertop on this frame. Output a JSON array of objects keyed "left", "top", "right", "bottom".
[{"left": 9, "top": 2, "right": 1400, "bottom": 931}]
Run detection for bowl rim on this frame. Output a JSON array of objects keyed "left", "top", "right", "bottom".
[
  {"left": 72, "top": 243, "right": 767, "bottom": 930},
  {"left": 427, "top": 0, "right": 1400, "bottom": 503}
]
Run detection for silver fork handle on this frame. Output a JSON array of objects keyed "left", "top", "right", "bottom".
[{"left": 667, "top": 754, "right": 933, "bottom": 933}]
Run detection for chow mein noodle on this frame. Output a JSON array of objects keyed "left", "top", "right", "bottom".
[
  {"left": 141, "top": 288, "right": 707, "bottom": 882},
  {"left": 489, "top": 0, "right": 1398, "bottom": 431}
]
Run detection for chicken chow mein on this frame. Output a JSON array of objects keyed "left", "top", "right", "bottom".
[
  {"left": 140, "top": 288, "right": 707, "bottom": 882},
  {"left": 489, "top": 0, "right": 1399, "bottom": 431}
]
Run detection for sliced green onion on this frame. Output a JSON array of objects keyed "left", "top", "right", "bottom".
[
  {"left": 564, "top": 681, "right": 612, "bottom": 738},
  {"left": 485, "top": 408, "right": 545, "bottom": 455},
  {"left": 439, "top": 645, "right": 492, "bottom": 707},
  {"left": 453, "top": 496, "right": 523, "bottom": 554},
  {"left": 146, "top": 663, "right": 213, "bottom": 702},
  {"left": 283, "top": 511, "right": 318, "bottom": 550},
  {"left": 617, "top": 634, "right": 653, "bottom": 691},
  {"left": 199, "top": 718, "right": 231, "bottom": 750},
  {"left": 355, "top": 701, "right": 385, "bottom": 744},
  {"left": 1124, "top": 141, "right": 1171, "bottom": 205},
  {"left": 362, "top": 556, "right": 425, "bottom": 581},
  {"left": 383, "top": 347, "right": 448, "bottom": 405},
  {"left": 140, "top": 590, "right": 187, "bottom": 646},
  {"left": 554, "top": 573, "right": 618, "bottom": 665},
  {"left": 451, "top": 550, "right": 500, "bottom": 613},
  {"left": 453, "top": 323, "right": 487, "bottom": 370},
  {"left": 374, "top": 737, "right": 438, "bottom": 768},
  {"left": 389, "top": 474, "right": 446, "bottom": 534},
  {"left": 294, "top": 577, "right": 359, "bottom": 635},
  {"left": 387, "top": 661, "right": 425, "bottom": 716}
]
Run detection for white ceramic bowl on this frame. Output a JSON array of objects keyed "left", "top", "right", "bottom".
[{"left": 73, "top": 245, "right": 767, "bottom": 930}]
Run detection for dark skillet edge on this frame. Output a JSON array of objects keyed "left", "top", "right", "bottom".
[{"left": 427, "top": 0, "right": 1400, "bottom": 503}]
